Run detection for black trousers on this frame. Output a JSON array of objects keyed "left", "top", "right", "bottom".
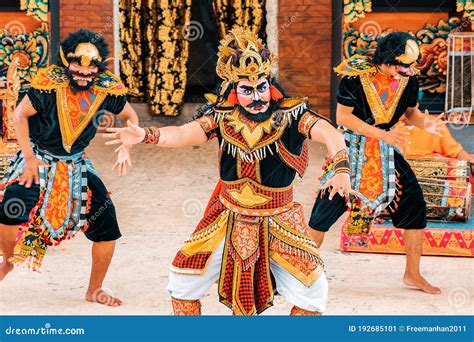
[
  {"left": 0, "top": 171, "right": 121, "bottom": 242},
  {"left": 309, "top": 151, "right": 427, "bottom": 232}
]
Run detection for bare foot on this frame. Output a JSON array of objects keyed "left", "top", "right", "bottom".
[
  {"left": 0, "top": 262, "right": 14, "bottom": 281},
  {"left": 85, "top": 288, "right": 123, "bottom": 307},
  {"left": 403, "top": 273, "right": 441, "bottom": 294}
]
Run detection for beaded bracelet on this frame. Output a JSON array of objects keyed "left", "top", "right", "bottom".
[{"left": 142, "top": 126, "right": 160, "bottom": 145}]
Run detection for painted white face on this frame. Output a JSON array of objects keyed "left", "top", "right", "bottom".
[{"left": 236, "top": 77, "right": 271, "bottom": 114}]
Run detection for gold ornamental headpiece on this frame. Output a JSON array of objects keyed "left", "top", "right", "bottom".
[
  {"left": 216, "top": 27, "right": 277, "bottom": 91},
  {"left": 60, "top": 42, "right": 103, "bottom": 67},
  {"left": 395, "top": 39, "right": 419, "bottom": 65}
]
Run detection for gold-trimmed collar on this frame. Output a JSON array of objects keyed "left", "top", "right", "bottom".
[
  {"left": 31, "top": 65, "right": 127, "bottom": 96},
  {"left": 220, "top": 107, "right": 288, "bottom": 153},
  {"left": 278, "top": 97, "right": 308, "bottom": 110},
  {"left": 56, "top": 87, "right": 107, "bottom": 153},
  {"left": 216, "top": 97, "right": 308, "bottom": 161},
  {"left": 226, "top": 108, "right": 275, "bottom": 149},
  {"left": 334, "top": 54, "right": 377, "bottom": 77},
  {"left": 360, "top": 72, "right": 409, "bottom": 125}
]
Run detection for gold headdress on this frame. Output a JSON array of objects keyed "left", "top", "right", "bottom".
[
  {"left": 216, "top": 27, "right": 277, "bottom": 94},
  {"left": 395, "top": 39, "right": 419, "bottom": 65},
  {"left": 60, "top": 42, "right": 103, "bottom": 67}
]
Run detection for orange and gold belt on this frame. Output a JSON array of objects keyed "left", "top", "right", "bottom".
[{"left": 219, "top": 177, "right": 293, "bottom": 216}]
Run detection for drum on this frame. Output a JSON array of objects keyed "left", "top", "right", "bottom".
[
  {"left": 407, "top": 157, "right": 470, "bottom": 182},
  {"left": 417, "top": 177, "right": 471, "bottom": 222},
  {"left": 445, "top": 33, "right": 474, "bottom": 125},
  {"left": 407, "top": 158, "right": 472, "bottom": 222}
]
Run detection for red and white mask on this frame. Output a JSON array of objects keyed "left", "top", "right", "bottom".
[
  {"left": 395, "top": 64, "right": 415, "bottom": 77},
  {"left": 235, "top": 77, "right": 271, "bottom": 114}
]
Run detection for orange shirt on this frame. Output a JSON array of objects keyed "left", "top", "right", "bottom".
[{"left": 396, "top": 116, "right": 464, "bottom": 159}]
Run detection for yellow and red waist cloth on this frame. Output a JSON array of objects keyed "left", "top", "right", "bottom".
[
  {"left": 219, "top": 177, "right": 294, "bottom": 216},
  {"left": 171, "top": 178, "right": 323, "bottom": 315}
]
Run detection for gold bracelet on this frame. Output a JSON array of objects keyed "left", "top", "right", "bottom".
[
  {"left": 333, "top": 149, "right": 350, "bottom": 174},
  {"left": 142, "top": 126, "right": 160, "bottom": 144},
  {"left": 334, "top": 166, "right": 351, "bottom": 175},
  {"left": 333, "top": 149, "right": 348, "bottom": 164}
]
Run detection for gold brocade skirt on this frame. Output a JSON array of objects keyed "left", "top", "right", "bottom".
[{"left": 171, "top": 180, "right": 324, "bottom": 315}]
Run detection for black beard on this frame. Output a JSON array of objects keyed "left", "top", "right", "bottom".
[
  {"left": 65, "top": 68, "right": 97, "bottom": 92},
  {"left": 238, "top": 101, "right": 277, "bottom": 122}
]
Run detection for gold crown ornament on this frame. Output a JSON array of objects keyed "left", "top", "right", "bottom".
[
  {"left": 60, "top": 42, "right": 103, "bottom": 67},
  {"left": 216, "top": 27, "right": 277, "bottom": 94},
  {"left": 395, "top": 39, "right": 420, "bottom": 65}
]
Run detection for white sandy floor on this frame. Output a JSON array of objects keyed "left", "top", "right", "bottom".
[{"left": 1, "top": 136, "right": 473, "bottom": 315}]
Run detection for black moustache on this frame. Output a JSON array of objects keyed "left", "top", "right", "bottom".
[
  {"left": 70, "top": 72, "right": 98, "bottom": 79},
  {"left": 238, "top": 101, "right": 278, "bottom": 123},
  {"left": 248, "top": 100, "right": 268, "bottom": 108},
  {"left": 65, "top": 68, "right": 97, "bottom": 93}
]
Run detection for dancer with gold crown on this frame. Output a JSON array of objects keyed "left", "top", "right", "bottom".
[
  {"left": 308, "top": 32, "right": 444, "bottom": 294},
  {"left": 105, "top": 27, "right": 355, "bottom": 315},
  {"left": 0, "top": 29, "right": 139, "bottom": 306}
]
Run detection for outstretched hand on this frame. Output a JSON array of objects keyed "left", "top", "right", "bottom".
[
  {"left": 382, "top": 123, "right": 411, "bottom": 146},
  {"left": 423, "top": 111, "right": 447, "bottom": 137},
  {"left": 103, "top": 120, "right": 143, "bottom": 176},
  {"left": 103, "top": 120, "right": 146, "bottom": 147},
  {"left": 113, "top": 144, "right": 132, "bottom": 176},
  {"left": 319, "top": 172, "right": 361, "bottom": 200}
]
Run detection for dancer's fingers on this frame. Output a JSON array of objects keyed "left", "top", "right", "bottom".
[
  {"left": 349, "top": 189, "right": 362, "bottom": 198},
  {"left": 102, "top": 133, "right": 118, "bottom": 139},
  {"left": 105, "top": 127, "right": 121, "bottom": 133},
  {"left": 328, "top": 185, "right": 338, "bottom": 200},
  {"left": 25, "top": 175, "right": 33, "bottom": 188},
  {"left": 319, "top": 180, "right": 332, "bottom": 191},
  {"left": 127, "top": 120, "right": 140, "bottom": 130},
  {"left": 105, "top": 139, "right": 123, "bottom": 146}
]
